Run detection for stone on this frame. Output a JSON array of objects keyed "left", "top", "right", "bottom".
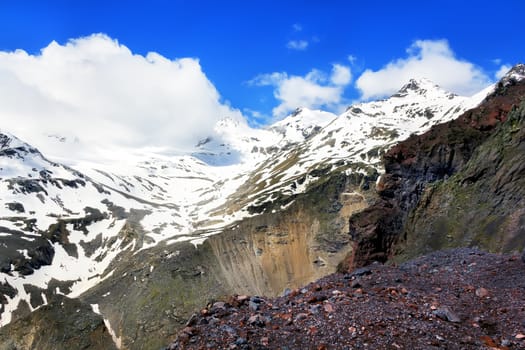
[
  {"left": 324, "top": 303, "right": 334, "bottom": 313},
  {"left": 261, "top": 337, "right": 269, "bottom": 346},
  {"left": 235, "top": 337, "right": 247, "bottom": 345},
  {"left": 351, "top": 279, "right": 362, "bottom": 288},
  {"left": 475, "top": 287, "right": 489, "bottom": 298},
  {"left": 220, "top": 325, "right": 237, "bottom": 336},
  {"left": 247, "top": 315, "right": 265, "bottom": 327},
  {"left": 350, "top": 267, "right": 372, "bottom": 277},
  {"left": 211, "top": 301, "right": 226, "bottom": 311},
  {"left": 309, "top": 304, "right": 322, "bottom": 314},
  {"left": 432, "top": 306, "right": 461, "bottom": 323},
  {"left": 294, "top": 313, "right": 309, "bottom": 322}
]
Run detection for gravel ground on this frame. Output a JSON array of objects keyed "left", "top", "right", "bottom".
[{"left": 165, "top": 248, "right": 525, "bottom": 350}]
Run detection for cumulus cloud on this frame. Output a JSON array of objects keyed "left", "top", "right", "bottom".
[
  {"left": 249, "top": 64, "right": 352, "bottom": 118},
  {"left": 355, "top": 39, "right": 492, "bottom": 100},
  {"left": 0, "top": 34, "right": 243, "bottom": 161},
  {"left": 286, "top": 40, "right": 309, "bottom": 51},
  {"left": 330, "top": 64, "right": 352, "bottom": 86}
]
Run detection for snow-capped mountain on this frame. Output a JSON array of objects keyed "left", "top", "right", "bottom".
[{"left": 1, "top": 65, "right": 524, "bottom": 343}]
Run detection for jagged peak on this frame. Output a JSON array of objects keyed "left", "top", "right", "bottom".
[
  {"left": 0, "top": 132, "right": 43, "bottom": 162},
  {"left": 0, "top": 131, "right": 38, "bottom": 153},
  {"left": 271, "top": 107, "right": 335, "bottom": 129},
  {"left": 394, "top": 77, "right": 450, "bottom": 97},
  {"left": 499, "top": 63, "right": 525, "bottom": 86}
]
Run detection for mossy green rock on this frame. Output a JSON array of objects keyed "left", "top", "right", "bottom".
[
  {"left": 397, "top": 101, "right": 525, "bottom": 259},
  {"left": 0, "top": 295, "right": 117, "bottom": 350}
]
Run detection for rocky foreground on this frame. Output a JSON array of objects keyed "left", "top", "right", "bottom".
[{"left": 165, "top": 248, "right": 525, "bottom": 349}]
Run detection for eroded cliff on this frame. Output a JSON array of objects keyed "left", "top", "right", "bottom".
[{"left": 343, "top": 67, "right": 525, "bottom": 269}]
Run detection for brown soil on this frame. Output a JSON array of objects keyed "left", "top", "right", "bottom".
[{"left": 165, "top": 248, "right": 525, "bottom": 350}]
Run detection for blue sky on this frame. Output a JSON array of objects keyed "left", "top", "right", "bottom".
[{"left": 0, "top": 1, "right": 523, "bottom": 152}]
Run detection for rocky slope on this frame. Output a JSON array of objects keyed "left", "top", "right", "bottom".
[
  {"left": 76, "top": 171, "right": 376, "bottom": 350},
  {"left": 165, "top": 248, "right": 525, "bottom": 350},
  {"left": 342, "top": 64, "right": 525, "bottom": 270}
]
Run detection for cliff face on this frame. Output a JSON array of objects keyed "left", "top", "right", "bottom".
[
  {"left": 343, "top": 76, "right": 525, "bottom": 269},
  {"left": 400, "top": 97, "right": 525, "bottom": 259},
  {"left": 208, "top": 171, "right": 375, "bottom": 297}
]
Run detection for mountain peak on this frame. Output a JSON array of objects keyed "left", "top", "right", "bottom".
[
  {"left": 392, "top": 77, "right": 451, "bottom": 98},
  {"left": 0, "top": 131, "right": 39, "bottom": 157},
  {"left": 398, "top": 77, "right": 438, "bottom": 92},
  {"left": 499, "top": 63, "right": 525, "bottom": 86}
]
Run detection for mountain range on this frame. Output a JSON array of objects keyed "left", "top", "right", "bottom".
[{"left": 0, "top": 64, "right": 524, "bottom": 349}]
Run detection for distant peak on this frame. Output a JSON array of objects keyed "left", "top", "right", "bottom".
[
  {"left": 393, "top": 78, "right": 453, "bottom": 98},
  {"left": 507, "top": 63, "right": 525, "bottom": 75},
  {"left": 399, "top": 78, "right": 438, "bottom": 92},
  {"left": 0, "top": 131, "right": 40, "bottom": 156},
  {"left": 499, "top": 63, "right": 525, "bottom": 85},
  {"left": 291, "top": 107, "right": 304, "bottom": 117}
]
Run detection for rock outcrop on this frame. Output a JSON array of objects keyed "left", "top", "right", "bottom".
[
  {"left": 0, "top": 295, "right": 117, "bottom": 350},
  {"left": 343, "top": 68, "right": 525, "bottom": 269}
]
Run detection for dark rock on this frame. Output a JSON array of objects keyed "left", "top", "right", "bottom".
[
  {"left": 220, "top": 325, "right": 237, "bottom": 336},
  {"left": 350, "top": 266, "right": 372, "bottom": 277},
  {"left": 235, "top": 337, "right": 247, "bottom": 345},
  {"left": 247, "top": 315, "right": 266, "bottom": 327},
  {"left": 6, "top": 202, "right": 25, "bottom": 213},
  {"left": 350, "top": 279, "right": 362, "bottom": 288}
]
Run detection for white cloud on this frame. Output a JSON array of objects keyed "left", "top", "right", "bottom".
[
  {"left": 331, "top": 64, "right": 352, "bottom": 86},
  {"left": 293, "top": 23, "right": 303, "bottom": 32},
  {"left": 495, "top": 64, "right": 512, "bottom": 79},
  {"left": 355, "top": 39, "right": 492, "bottom": 100},
  {"left": 286, "top": 40, "right": 309, "bottom": 51},
  {"left": 250, "top": 64, "right": 351, "bottom": 118},
  {"left": 0, "top": 34, "right": 243, "bottom": 161}
]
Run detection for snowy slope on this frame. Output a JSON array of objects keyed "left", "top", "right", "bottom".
[
  {"left": 197, "top": 78, "right": 494, "bottom": 223},
  {"left": 2, "top": 70, "right": 519, "bottom": 327}
]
